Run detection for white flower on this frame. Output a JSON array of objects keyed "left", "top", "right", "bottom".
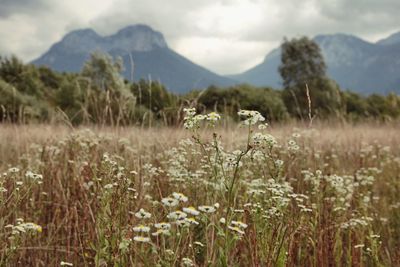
[
  {"left": 194, "top": 241, "right": 204, "bottom": 247},
  {"left": 132, "top": 225, "right": 150, "bottom": 233},
  {"left": 8, "top": 167, "right": 20, "bottom": 173},
  {"left": 198, "top": 205, "right": 216, "bottom": 213},
  {"left": 219, "top": 218, "right": 226, "bottom": 224},
  {"left": 104, "top": 184, "right": 113, "bottom": 189},
  {"left": 185, "top": 217, "right": 199, "bottom": 225},
  {"left": 162, "top": 197, "right": 179, "bottom": 207},
  {"left": 172, "top": 192, "right": 188, "bottom": 202},
  {"left": 183, "top": 207, "right": 200, "bottom": 216},
  {"left": 133, "top": 236, "right": 150, "bottom": 243},
  {"left": 167, "top": 211, "right": 187, "bottom": 220},
  {"left": 25, "top": 171, "right": 43, "bottom": 180},
  {"left": 60, "top": 261, "right": 73, "bottom": 266},
  {"left": 237, "top": 110, "right": 265, "bottom": 125},
  {"left": 175, "top": 219, "right": 190, "bottom": 227},
  {"left": 152, "top": 229, "right": 170, "bottom": 236},
  {"left": 228, "top": 225, "right": 245, "bottom": 235},
  {"left": 231, "top": 220, "right": 248, "bottom": 229},
  {"left": 154, "top": 222, "right": 171, "bottom": 230},
  {"left": 206, "top": 112, "right": 221, "bottom": 122},
  {"left": 134, "top": 208, "right": 151, "bottom": 219},
  {"left": 258, "top": 124, "right": 267, "bottom": 130},
  {"left": 182, "top": 257, "right": 194, "bottom": 266}
]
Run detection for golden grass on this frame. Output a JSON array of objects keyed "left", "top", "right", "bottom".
[{"left": 0, "top": 122, "right": 399, "bottom": 266}]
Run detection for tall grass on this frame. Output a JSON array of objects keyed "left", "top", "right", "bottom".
[{"left": 0, "top": 116, "right": 399, "bottom": 266}]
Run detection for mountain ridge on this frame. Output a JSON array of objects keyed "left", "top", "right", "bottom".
[
  {"left": 32, "top": 24, "right": 234, "bottom": 93},
  {"left": 230, "top": 31, "right": 400, "bottom": 94}
]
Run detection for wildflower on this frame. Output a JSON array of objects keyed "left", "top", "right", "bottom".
[
  {"left": 228, "top": 226, "right": 245, "bottom": 235},
  {"left": 183, "top": 108, "right": 196, "bottom": 117},
  {"left": 198, "top": 205, "right": 216, "bottom": 213},
  {"left": 237, "top": 110, "right": 265, "bottom": 125},
  {"left": 185, "top": 217, "right": 199, "bottom": 225},
  {"left": 176, "top": 219, "right": 190, "bottom": 227},
  {"left": 183, "top": 207, "right": 200, "bottom": 216},
  {"left": 162, "top": 197, "right": 179, "bottom": 207},
  {"left": 206, "top": 112, "right": 221, "bottom": 122},
  {"left": 152, "top": 229, "right": 170, "bottom": 236},
  {"left": 22, "top": 222, "right": 42, "bottom": 233},
  {"left": 182, "top": 257, "right": 194, "bottom": 266},
  {"left": 133, "top": 236, "right": 150, "bottom": 243},
  {"left": 219, "top": 218, "right": 226, "bottom": 224},
  {"left": 60, "top": 261, "right": 73, "bottom": 266},
  {"left": 154, "top": 222, "right": 171, "bottom": 230},
  {"left": 134, "top": 208, "right": 151, "bottom": 219},
  {"left": 104, "top": 184, "right": 113, "bottom": 189},
  {"left": 292, "top": 133, "right": 301, "bottom": 138},
  {"left": 258, "top": 124, "right": 267, "bottom": 130},
  {"left": 194, "top": 241, "right": 204, "bottom": 247},
  {"left": 25, "top": 171, "right": 43, "bottom": 180},
  {"left": 167, "top": 211, "right": 187, "bottom": 220},
  {"left": 231, "top": 220, "right": 248, "bottom": 229},
  {"left": 172, "top": 192, "right": 188, "bottom": 202},
  {"left": 8, "top": 167, "right": 20, "bottom": 173},
  {"left": 132, "top": 225, "right": 150, "bottom": 233}
]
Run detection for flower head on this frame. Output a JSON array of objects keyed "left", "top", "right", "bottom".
[
  {"left": 134, "top": 208, "right": 151, "bottom": 219},
  {"left": 198, "top": 205, "right": 216, "bottom": 213},
  {"left": 162, "top": 197, "right": 179, "bottom": 207},
  {"left": 172, "top": 192, "right": 188, "bottom": 202},
  {"left": 133, "top": 236, "right": 150, "bottom": 243},
  {"left": 132, "top": 225, "right": 150, "bottom": 233},
  {"left": 183, "top": 207, "right": 200, "bottom": 216}
]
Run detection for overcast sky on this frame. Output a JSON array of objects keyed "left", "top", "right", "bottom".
[{"left": 0, "top": 0, "right": 399, "bottom": 74}]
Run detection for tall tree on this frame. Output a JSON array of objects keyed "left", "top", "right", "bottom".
[
  {"left": 279, "top": 37, "right": 342, "bottom": 119},
  {"left": 279, "top": 37, "right": 326, "bottom": 89}
]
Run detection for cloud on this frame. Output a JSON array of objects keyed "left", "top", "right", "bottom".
[
  {"left": 0, "top": 0, "right": 50, "bottom": 18},
  {"left": 0, "top": 0, "right": 399, "bottom": 74}
]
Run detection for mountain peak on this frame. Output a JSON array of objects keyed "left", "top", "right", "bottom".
[
  {"left": 110, "top": 24, "right": 167, "bottom": 51},
  {"left": 377, "top": 31, "right": 400, "bottom": 46},
  {"left": 32, "top": 24, "right": 233, "bottom": 92}
]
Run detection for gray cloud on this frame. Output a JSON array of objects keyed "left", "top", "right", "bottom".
[
  {"left": 0, "top": 0, "right": 51, "bottom": 18},
  {"left": 0, "top": 0, "right": 399, "bottom": 74}
]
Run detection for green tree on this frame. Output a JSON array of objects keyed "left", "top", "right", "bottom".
[
  {"left": 80, "top": 52, "right": 136, "bottom": 125},
  {"left": 279, "top": 37, "right": 342, "bottom": 119},
  {"left": 81, "top": 52, "right": 126, "bottom": 92},
  {"left": 279, "top": 37, "right": 326, "bottom": 89}
]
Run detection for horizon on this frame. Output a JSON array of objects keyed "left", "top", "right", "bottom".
[{"left": 1, "top": 0, "right": 399, "bottom": 75}]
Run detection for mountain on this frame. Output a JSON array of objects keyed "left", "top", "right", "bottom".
[
  {"left": 377, "top": 32, "right": 400, "bottom": 46},
  {"left": 231, "top": 32, "right": 400, "bottom": 94},
  {"left": 32, "top": 24, "right": 234, "bottom": 93}
]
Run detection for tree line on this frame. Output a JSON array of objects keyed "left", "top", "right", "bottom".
[{"left": 1, "top": 37, "right": 399, "bottom": 125}]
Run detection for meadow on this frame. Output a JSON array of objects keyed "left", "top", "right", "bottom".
[{"left": 0, "top": 109, "right": 399, "bottom": 266}]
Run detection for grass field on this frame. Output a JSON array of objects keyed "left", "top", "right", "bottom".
[{"left": 0, "top": 111, "right": 400, "bottom": 266}]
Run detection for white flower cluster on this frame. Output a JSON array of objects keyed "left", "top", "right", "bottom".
[
  {"left": 238, "top": 110, "right": 265, "bottom": 125},
  {"left": 183, "top": 108, "right": 221, "bottom": 129},
  {"left": 251, "top": 132, "right": 277, "bottom": 148},
  {"left": 5, "top": 218, "right": 42, "bottom": 236}
]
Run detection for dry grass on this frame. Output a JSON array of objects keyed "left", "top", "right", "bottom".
[{"left": 0, "top": 121, "right": 399, "bottom": 266}]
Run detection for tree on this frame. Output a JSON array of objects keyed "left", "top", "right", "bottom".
[
  {"left": 79, "top": 52, "right": 136, "bottom": 125},
  {"left": 279, "top": 37, "right": 342, "bottom": 119},
  {"left": 81, "top": 51, "right": 126, "bottom": 92},
  {"left": 279, "top": 37, "right": 326, "bottom": 89}
]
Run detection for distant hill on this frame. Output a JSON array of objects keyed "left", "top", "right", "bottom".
[
  {"left": 230, "top": 32, "right": 400, "bottom": 94},
  {"left": 32, "top": 24, "right": 234, "bottom": 93}
]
